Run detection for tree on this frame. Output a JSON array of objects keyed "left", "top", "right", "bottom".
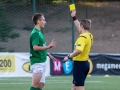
[{"left": 0, "top": 2, "right": 19, "bottom": 51}]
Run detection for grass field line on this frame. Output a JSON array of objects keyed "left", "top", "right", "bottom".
[
  {"left": 0, "top": 79, "right": 69, "bottom": 81},
  {"left": 0, "top": 79, "right": 103, "bottom": 82},
  {"left": 0, "top": 81, "right": 103, "bottom": 85},
  {"left": 0, "top": 79, "right": 71, "bottom": 81}
]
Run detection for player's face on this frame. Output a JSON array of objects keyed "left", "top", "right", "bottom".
[{"left": 38, "top": 16, "right": 46, "bottom": 28}]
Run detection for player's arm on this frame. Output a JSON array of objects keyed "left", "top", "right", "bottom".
[
  {"left": 32, "top": 33, "right": 56, "bottom": 51},
  {"left": 68, "top": 50, "right": 81, "bottom": 58},
  {"left": 33, "top": 45, "right": 50, "bottom": 51},
  {"left": 47, "top": 53, "right": 56, "bottom": 61},
  {"left": 33, "top": 39, "right": 56, "bottom": 51},
  {"left": 63, "top": 37, "right": 86, "bottom": 61},
  {"left": 69, "top": 37, "right": 86, "bottom": 58},
  {"left": 63, "top": 49, "right": 82, "bottom": 62},
  {"left": 71, "top": 10, "right": 81, "bottom": 32}
]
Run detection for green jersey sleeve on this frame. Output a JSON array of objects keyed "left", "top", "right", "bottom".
[{"left": 31, "top": 32, "right": 39, "bottom": 46}]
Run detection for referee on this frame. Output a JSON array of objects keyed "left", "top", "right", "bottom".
[{"left": 63, "top": 10, "right": 93, "bottom": 90}]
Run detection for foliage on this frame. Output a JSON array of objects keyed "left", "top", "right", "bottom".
[
  {"left": 75, "top": 0, "right": 120, "bottom": 2},
  {"left": 0, "top": 3, "right": 19, "bottom": 42},
  {"left": 0, "top": 0, "right": 22, "bottom": 3},
  {"left": 0, "top": 0, "right": 119, "bottom": 4}
]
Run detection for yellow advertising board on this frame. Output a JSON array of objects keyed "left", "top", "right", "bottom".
[{"left": 0, "top": 55, "right": 15, "bottom": 72}]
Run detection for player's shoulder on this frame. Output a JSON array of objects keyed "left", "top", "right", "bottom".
[
  {"left": 31, "top": 28, "right": 39, "bottom": 33},
  {"left": 88, "top": 33, "right": 93, "bottom": 39},
  {"left": 30, "top": 30, "right": 39, "bottom": 37},
  {"left": 80, "top": 33, "right": 93, "bottom": 39},
  {"left": 79, "top": 33, "right": 87, "bottom": 39}
]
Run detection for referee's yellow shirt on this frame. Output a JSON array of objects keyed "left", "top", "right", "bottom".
[{"left": 73, "top": 33, "right": 93, "bottom": 61}]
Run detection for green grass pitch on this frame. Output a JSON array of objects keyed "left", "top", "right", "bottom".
[{"left": 0, "top": 76, "right": 119, "bottom": 90}]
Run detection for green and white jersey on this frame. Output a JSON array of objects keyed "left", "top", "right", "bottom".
[{"left": 30, "top": 28, "right": 47, "bottom": 65}]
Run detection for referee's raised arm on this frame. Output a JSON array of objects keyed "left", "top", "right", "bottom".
[{"left": 71, "top": 10, "right": 81, "bottom": 32}]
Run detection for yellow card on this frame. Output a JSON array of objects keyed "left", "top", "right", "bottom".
[{"left": 69, "top": 4, "right": 76, "bottom": 11}]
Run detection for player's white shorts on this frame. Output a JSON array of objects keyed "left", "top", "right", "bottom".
[{"left": 30, "top": 62, "right": 46, "bottom": 83}]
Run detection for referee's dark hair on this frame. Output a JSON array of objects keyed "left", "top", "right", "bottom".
[
  {"left": 80, "top": 19, "right": 91, "bottom": 30},
  {"left": 32, "top": 13, "right": 43, "bottom": 25}
]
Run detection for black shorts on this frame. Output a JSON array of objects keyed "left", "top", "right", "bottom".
[{"left": 73, "top": 61, "right": 89, "bottom": 86}]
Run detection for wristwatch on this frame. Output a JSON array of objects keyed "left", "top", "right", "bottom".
[{"left": 67, "top": 54, "right": 72, "bottom": 59}]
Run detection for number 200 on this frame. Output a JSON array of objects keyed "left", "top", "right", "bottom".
[{"left": 0, "top": 59, "right": 11, "bottom": 67}]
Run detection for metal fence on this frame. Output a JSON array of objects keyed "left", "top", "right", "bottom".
[{"left": 0, "top": 0, "right": 120, "bottom": 53}]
